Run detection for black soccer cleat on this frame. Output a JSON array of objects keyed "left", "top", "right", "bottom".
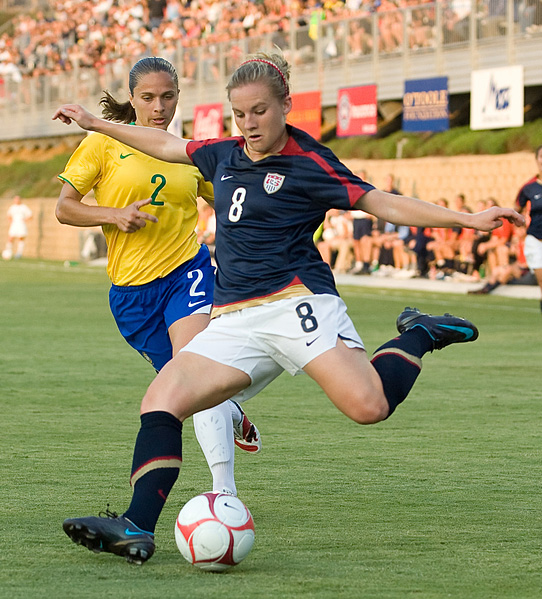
[
  {"left": 63, "top": 508, "right": 155, "bottom": 565},
  {"left": 396, "top": 306, "right": 479, "bottom": 351}
]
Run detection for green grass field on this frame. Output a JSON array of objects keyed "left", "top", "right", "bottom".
[{"left": 1, "top": 260, "right": 540, "bottom": 599}]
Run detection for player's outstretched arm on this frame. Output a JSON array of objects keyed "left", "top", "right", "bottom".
[
  {"left": 357, "top": 190, "right": 525, "bottom": 231},
  {"left": 52, "top": 104, "right": 193, "bottom": 165},
  {"left": 56, "top": 184, "right": 158, "bottom": 233}
]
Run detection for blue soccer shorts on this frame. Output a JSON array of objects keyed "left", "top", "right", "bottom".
[{"left": 109, "top": 245, "right": 215, "bottom": 371}]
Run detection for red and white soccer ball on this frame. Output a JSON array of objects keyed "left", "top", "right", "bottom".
[{"left": 175, "top": 492, "right": 255, "bottom": 572}]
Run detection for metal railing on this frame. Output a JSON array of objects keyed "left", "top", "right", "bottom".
[
  {"left": 0, "top": 0, "right": 540, "bottom": 141},
  {"left": 0, "top": 0, "right": 48, "bottom": 11}
]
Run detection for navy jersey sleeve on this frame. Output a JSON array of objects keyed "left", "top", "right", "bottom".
[
  {"left": 283, "top": 128, "right": 375, "bottom": 211},
  {"left": 187, "top": 137, "right": 244, "bottom": 182},
  {"left": 516, "top": 186, "right": 528, "bottom": 210}
]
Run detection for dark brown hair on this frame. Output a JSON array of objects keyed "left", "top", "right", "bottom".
[{"left": 100, "top": 57, "right": 179, "bottom": 123}]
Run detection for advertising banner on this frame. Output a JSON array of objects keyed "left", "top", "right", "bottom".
[
  {"left": 193, "top": 103, "right": 223, "bottom": 140},
  {"left": 470, "top": 65, "right": 524, "bottom": 130},
  {"left": 402, "top": 77, "right": 449, "bottom": 132},
  {"left": 336, "top": 85, "right": 378, "bottom": 137},
  {"left": 288, "top": 91, "right": 322, "bottom": 140}
]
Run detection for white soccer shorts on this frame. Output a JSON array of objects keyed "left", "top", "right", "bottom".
[
  {"left": 180, "top": 294, "right": 365, "bottom": 401},
  {"left": 524, "top": 234, "right": 542, "bottom": 271},
  {"left": 8, "top": 223, "right": 28, "bottom": 238}
]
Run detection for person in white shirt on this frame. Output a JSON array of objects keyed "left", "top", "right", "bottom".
[{"left": 3, "top": 196, "right": 32, "bottom": 260}]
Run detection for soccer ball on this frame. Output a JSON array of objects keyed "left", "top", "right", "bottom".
[
  {"left": 175, "top": 492, "right": 255, "bottom": 572},
  {"left": 2, "top": 248, "right": 12, "bottom": 260}
]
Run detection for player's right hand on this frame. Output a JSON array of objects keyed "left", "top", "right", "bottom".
[
  {"left": 52, "top": 104, "right": 97, "bottom": 130},
  {"left": 116, "top": 198, "right": 159, "bottom": 233}
]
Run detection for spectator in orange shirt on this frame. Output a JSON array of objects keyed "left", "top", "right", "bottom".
[{"left": 476, "top": 198, "right": 514, "bottom": 278}]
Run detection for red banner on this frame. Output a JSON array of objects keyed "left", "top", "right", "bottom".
[
  {"left": 336, "top": 85, "right": 377, "bottom": 137},
  {"left": 288, "top": 91, "right": 321, "bottom": 140},
  {"left": 193, "top": 103, "right": 223, "bottom": 140}
]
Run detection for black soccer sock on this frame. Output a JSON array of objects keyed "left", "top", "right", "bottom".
[
  {"left": 123, "top": 411, "right": 183, "bottom": 533},
  {"left": 371, "top": 327, "right": 433, "bottom": 418}
]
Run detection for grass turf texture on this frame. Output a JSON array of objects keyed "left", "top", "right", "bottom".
[{"left": 1, "top": 260, "right": 540, "bottom": 599}]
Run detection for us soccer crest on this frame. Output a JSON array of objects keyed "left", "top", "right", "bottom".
[{"left": 263, "top": 173, "right": 285, "bottom": 194}]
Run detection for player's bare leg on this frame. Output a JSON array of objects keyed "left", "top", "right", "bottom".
[
  {"left": 305, "top": 307, "right": 478, "bottom": 424},
  {"left": 63, "top": 353, "right": 250, "bottom": 563},
  {"left": 303, "top": 342, "right": 389, "bottom": 423},
  {"left": 170, "top": 315, "right": 260, "bottom": 496}
]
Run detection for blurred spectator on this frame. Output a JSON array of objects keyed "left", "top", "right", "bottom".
[
  {"left": 456, "top": 205, "right": 477, "bottom": 275},
  {"left": 408, "top": 4, "right": 434, "bottom": 49},
  {"left": 317, "top": 209, "right": 353, "bottom": 273},
  {"left": 469, "top": 198, "right": 493, "bottom": 281},
  {"left": 349, "top": 169, "right": 375, "bottom": 275},
  {"left": 475, "top": 198, "right": 514, "bottom": 279},
  {"left": 196, "top": 201, "right": 216, "bottom": 257},
  {"left": 373, "top": 221, "right": 415, "bottom": 276},
  {"left": 426, "top": 198, "right": 461, "bottom": 276},
  {"left": 480, "top": 0, "right": 506, "bottom": 37},
  {"left": 442, "top": 0, "right": 470, "bottom": 44},
  {"left": 348, "top": 16, "right": 373, "bottom": 57},
  {"left": 468, "top": 225, "right": 536, "bottom": 294},
  {"left": 515, "top": 144, "right": 542, "bottom": 314},
  {"left": 2, "top": 195, "right": 32, "bottom": 260},
  {"left": 453, "top": 192, "right": 467, "bottom": 212},
  {"left": 378, "top": 2, "right": 403, "bottom": 53},
  {"left": 410, "top": 225, "right": 434, "bottom": 278}
]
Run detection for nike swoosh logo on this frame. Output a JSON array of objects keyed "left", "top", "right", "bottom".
[
  {"left": 120, "top": 153, "right": 134, "bottom": 159},
  {"left": 306, "top": 337, "right": 320, "bottom": 346},
  {"left": 438, "top": 324, "right": 475, "bottom": 340},
  {"left": 188, "top": 299, "right": 207, "bottom": 308},
  {"left": 224, "top": 502, "right": 241, "bottom": 510},
  {"left": 124, "top": 528, "right": 145, "bottom": 536},
  {"left": 221, "top": 174, "right": 233, "bottom": 181}
]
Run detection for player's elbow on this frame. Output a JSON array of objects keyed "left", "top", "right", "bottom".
[{"left": 55, "top": 203, "right": 69, "bottom": 224}]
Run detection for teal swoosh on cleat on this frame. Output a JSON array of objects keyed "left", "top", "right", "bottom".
[
  {"left": 124, "top": 528, "right": 146, "bottom": 536},
  {"left": 438, "top": 324, "right": 475, "bottom": 340}
]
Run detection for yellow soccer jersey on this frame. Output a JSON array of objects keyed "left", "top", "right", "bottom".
[{"left": 59, "top": 132, "right": 214, "bottom": 286}]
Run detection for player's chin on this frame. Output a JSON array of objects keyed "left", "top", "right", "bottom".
[{"left": 246, "top": 137, "right": 267, "bottom": 152}]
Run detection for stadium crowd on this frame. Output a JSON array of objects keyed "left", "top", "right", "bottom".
[
  {"left": 2, "top": 0, "right": 540, "bottom": 86},
  {"left": 307, "top": 176, "right": 535, "bottom": 292}
]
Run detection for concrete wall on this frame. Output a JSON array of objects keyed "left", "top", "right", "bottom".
[
  {"left": 0, "top": 196, "right": 101, "bottom": 262},
  {"left": 346, "top": 152, "right": 536, "bottom": 209},
  {"left": 0, "top": 152, "right": 536, "bottom": 262}
]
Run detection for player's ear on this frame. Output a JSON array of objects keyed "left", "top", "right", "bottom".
[{"left": 283, "top": 94, "right": 292, "bottom": 118}]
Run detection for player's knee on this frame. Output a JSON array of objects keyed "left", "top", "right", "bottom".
[
  {"left": 351, "top": 404, "right": 389, "bottom": 425},
  {"left": 140, "top": 376, "right": 191, "bottom": 422},
  {"left": 345, "top": 393, "right": 389, "bottom": 425}
]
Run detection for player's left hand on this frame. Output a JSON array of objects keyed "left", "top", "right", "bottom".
[
  {"left": 471, "top": 207, "right": 525, "bottom": 231},
  {"left": 52, "top": 104, "right": 97, "bottom": 131}
]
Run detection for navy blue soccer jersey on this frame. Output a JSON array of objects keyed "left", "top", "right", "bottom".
[
  {"left": 187, "top": 125, "right": 375, "bottom": 314},
  {"left": 516, "top": 176, "right": 542, "bottom": 240}
]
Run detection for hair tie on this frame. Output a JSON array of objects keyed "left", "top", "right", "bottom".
[{"left": 239, "top": 59, "right": 289, "bottom": 95}]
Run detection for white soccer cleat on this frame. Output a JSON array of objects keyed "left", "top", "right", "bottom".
[{"left": 231, "top": 401, "right": 262, "bottom": 453}]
